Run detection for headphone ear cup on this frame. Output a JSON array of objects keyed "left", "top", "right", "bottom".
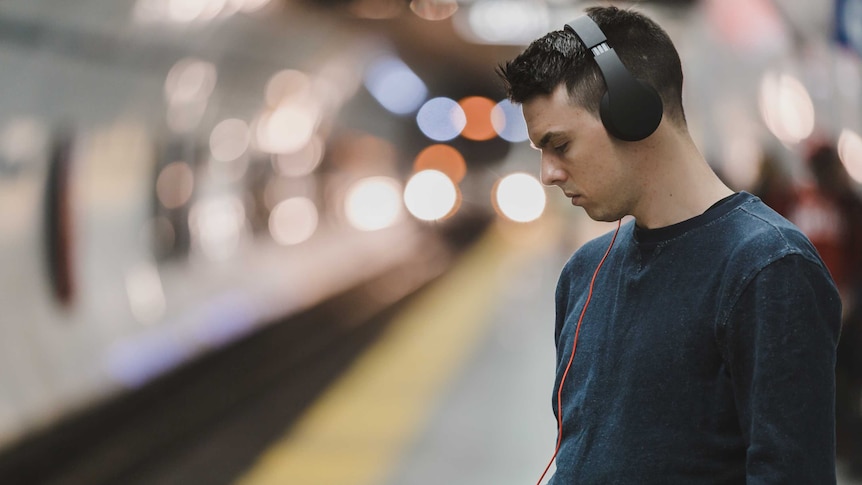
[
  {"left": 600, "top": 81, "right": 663, "bottom": 142},
  {"left": 566, "top": 14, "right": 664, "bottom": 142},
  {"left": 599, "top": 92, "right": 616, "bottom": 137}
]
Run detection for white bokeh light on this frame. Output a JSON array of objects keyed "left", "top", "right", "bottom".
[
  {"left": 494, "top": 172, "right": 546, "bottom": 223},
  {"left": 164, "top": 58, "right": 217, "bottom": 105},
  {"left": 125, "top": 261, "right": 167, "bottom": 325},
  {"left": 167, "top": 0, "right": 210, "bottom": 23},
  {"left": 759, "top": 72, "right": 815, "bottom": 144},
  {"left": 269, "top": 197, "right": 318, "bottom": 245},
  {"left": 255, "top": 101, "right": 320, "bottom": 154},
  {"left": 345, "top": 176, "right": 404, "bottom": 231},
  {"left": 265, "top": 69, "right": 311, "bottom": 107},
  {"left": 838, "top": 129, "right": 862, "bottom": 184},
  {"left": 404, "top": 170, "right": 458, "bottom": 221},
  {"left": 210, "top": 118, "right": 250, "bottom": 162},
  {"left": 454, "top": 0, "right": 549, "bottom": 45},
  {"left": 190, "top": 196, "right": 246, "bottom": 261},
  {"left": 235, "top": 0, "right": 273, "bottom": 12}
]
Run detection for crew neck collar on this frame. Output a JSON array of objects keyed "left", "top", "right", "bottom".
[{"left": 633, "top": 192, "right": 749, "bottom": 246}]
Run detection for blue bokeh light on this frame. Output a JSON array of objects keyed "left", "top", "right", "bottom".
[
  {"left": 491, "top": 99, "right": 529, "bottom": 143},
  {"left": 364, "top": 56, "right": 428, "bottom": 115},
  {"left": 416, "top": 97, "right": 466, "bottom": 141}
]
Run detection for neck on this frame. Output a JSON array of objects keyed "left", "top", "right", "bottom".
[{"left": 630, "top": 123, "right": 734, "bottom": 229}]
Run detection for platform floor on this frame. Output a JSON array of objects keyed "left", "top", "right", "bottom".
[{"left": 231, "top": 216, "right": 862, "bottom": 485}]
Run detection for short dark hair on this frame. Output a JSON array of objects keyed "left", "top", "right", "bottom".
[{"left": 497, "top": 6, "right": 686, "bottom": 124}]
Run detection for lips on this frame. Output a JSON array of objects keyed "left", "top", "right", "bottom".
[{"left": 562, "top": 189, "right": 582, "bottom": 204}]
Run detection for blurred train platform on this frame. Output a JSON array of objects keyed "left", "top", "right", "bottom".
[{"left": 233, "top": 217, "right": 564, "bottom": 485}]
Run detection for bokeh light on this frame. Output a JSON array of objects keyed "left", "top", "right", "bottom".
[
  {"left": 210, "top": 118, "right": 250, "bottom": 162},
  {"left": 458, "top": 96, "right": 497, "bottom": 141},
  {"left": 313, "top": 57, "right": 363, "bottom": 110},
  {"left": 135, "top": 0, "right": 253, "bottom": 23},
  {"left": 493, "top": 172, "right": 546, "bottom": 223},
  {"left": 759, "top": 72, "right": 815, "bottom": 144},
  {"left": 190, "top": 197, "right": 246, "bottom": 261},
  {"left": 236, "top": 0, "right": 273, "bottom": 13},
  {"left": 269, "top": 197, "right": 319, "bottom": 245},
  {"left": 125, "top": 261, "right": 167, "bottom": 325},
  {"left": 255, "top": 101, "right": 320, "bottom": 154},
  {"left": 164, "top": 58, "right": 217, "bottom": 105},
  {"left": 413, "top": 144, "right": 467, "bottom": 183},
  {"left": 265, "top": 69, "right": 311, "bottom": 108},
  {"left": 156, "top": 161, "right": 195, "bottom": 209},
  {"left": 410, "top": 0, "right": 458, "bottom": 20},
  {"left": 838, "top": 129, "right": 862, "bottom": 184},
  {"left": 345, "top": 176, "right": 404, "bottom": 231},
  {"left": 365, "top": 56, "right": 428, "bottom": 115},
  {"left": 273, "top": 135, "right": 325, "bottom": 177},
  {"left": 491, "top": 99, "right": 529, "bottom": 142},
  {"left": 455, "top": 0, "right": 549, "bottom": 45},
  {"left": 403, "top": 169, "right": 459, "bottom": 221},
  {"left": 416, "top": 97, "right": 466, "bottom": 141}
]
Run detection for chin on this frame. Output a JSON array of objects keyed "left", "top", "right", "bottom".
[
  {"left": 585, "top": 209, "right": 627, "bottom": 225},
  {"left": 583, "top": 207, "right": 616, "bottom": 223}
]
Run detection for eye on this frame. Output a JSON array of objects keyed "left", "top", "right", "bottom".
[{"left": 553, "top": 142, "right": 569, "bottom": 154}]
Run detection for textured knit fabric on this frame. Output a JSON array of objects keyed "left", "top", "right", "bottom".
[{"left": 549, "top": 192, "right": 841, "bottom": 484}]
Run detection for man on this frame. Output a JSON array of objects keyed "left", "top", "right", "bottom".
[{"left": 498, "top": 6, "right": 841, "bottom": 484}]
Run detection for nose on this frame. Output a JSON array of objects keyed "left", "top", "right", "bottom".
[{"left": 540, "top": 154, "right": 567, "bottom": 187}]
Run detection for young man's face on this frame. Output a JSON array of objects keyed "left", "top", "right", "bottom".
[{"left": 522, "top": 84, "right": 637, "bottom": 222}]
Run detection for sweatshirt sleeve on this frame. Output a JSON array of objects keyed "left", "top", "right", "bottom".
[
  {"left": 724, "top": 253, "right": 842, "bottom": 484},
  {"left": 554, "top": 265, "right": 571, "bottom": 363}
]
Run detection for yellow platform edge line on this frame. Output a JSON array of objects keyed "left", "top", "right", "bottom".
[{"left": 234, "top": 221, "right": 556, "bottom": 485}]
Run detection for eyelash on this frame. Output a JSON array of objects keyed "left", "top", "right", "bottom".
[{"left": 553, "top": 143, "right": 569, "bottom": 154}]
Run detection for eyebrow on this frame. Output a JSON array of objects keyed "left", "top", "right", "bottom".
[{"left": 532, "top": 131, "right": 565, "bottom": 150}]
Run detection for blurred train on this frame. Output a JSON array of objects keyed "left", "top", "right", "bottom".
[
  {"left": 0, "top": 1, "right": 545, "bottom": 478},
  {"left": 1, "top": 0, "right": 861, "bottom": 482}
]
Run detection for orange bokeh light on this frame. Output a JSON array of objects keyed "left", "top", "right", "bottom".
[
  {"left": 458, "top": 96, "right": 497, "bottom": 141},
  {"left": 413, "top": 144, "right": 467, "bottom": 183}
]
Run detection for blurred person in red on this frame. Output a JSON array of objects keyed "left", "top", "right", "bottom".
[
  {"left": 789, "top": 141, "right": 862, "bottom": 476},
  {"left": 789, "top": 142, "right": 862, "bottom": 305}
]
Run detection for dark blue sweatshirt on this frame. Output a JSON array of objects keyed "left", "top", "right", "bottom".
[{"left": 549, "top": 192, "right": 841, "bottom": 484}]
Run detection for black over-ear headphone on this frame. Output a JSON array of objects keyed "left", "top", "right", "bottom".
[{"left": 565, "top": 15, "right": 663, "bottom": 141}]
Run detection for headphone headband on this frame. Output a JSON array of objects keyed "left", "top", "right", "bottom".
[
  {"left": 565, "top": 15, "right": 663, "bottom": 141},
  {"left": 565, "top": 16, "right": 607, "bottom": 52}
]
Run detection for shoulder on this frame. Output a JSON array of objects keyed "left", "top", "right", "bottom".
[
  {"left": 714, "top": 195, "right": 838, "bottom": 311},
  {"left": 718, "top": 194, "right": 824, "bottom": 269}
]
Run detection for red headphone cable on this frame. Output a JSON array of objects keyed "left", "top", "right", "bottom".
[{"left": 536, "top": 219, "right": 621, "bottom": 485}]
